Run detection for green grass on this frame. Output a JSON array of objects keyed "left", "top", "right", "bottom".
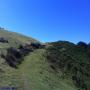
[
  {"left": 0, "top": 29, "right": 77, "bottom": 90},
  {"left": 0, "top": 29, "right": 38, "bottom": 48},
  {"left": 0, "top": 49, "right": 77, "bottom": 90}
]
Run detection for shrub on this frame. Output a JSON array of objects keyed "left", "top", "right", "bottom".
[{"left": 46, "top": 41, "right": 90, "bottom": 90}]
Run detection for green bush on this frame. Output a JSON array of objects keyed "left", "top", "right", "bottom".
[{"left": 46, "top": 41, "right": 90, "bottom": 90}]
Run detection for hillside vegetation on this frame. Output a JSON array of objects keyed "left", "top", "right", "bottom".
[
  {"left": 0, "top": 49, "right": 77, "bottom": 90},
  {"left": 46, "top": 41, "right": 90, "bottom": 90},
  {"left": 0, "top": 28, "right": 38, "bottom": 48},
  {"left": 0, "top": 28, "right": 90, "bottom": 90}
]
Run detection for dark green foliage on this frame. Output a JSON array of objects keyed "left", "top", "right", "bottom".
[
  {"left": 5, "top": 47, "right": 23, "bottom": 68},
  {"left": 46, "top": 41, "right": 90, "bottom": 90},
  {"left": 0, "top": 37, "right": 8, "bottom": 43},
  {"left": 19, "top": 44, "right": 33, "bottom": 56},
  {"left": 5, "top": 45, "right": 33, "bottom": 68},
  {"left": 3, "top": 43, "right": 45, "bottom": 68},
  {"left": 31, "top": 42, "right": 44, "bottom": 49}
]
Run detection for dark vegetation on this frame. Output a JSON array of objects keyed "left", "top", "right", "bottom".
[
  {"left": 0, "top": 37, "right": 8, "bottom": 43},
  {"left": 46, "top": 41, "right": 90, "bottom": 90},
  {"left": 1, "top": 42, "right": 44, "bottom": 68}
]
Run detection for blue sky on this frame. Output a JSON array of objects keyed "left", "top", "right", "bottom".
[{"left": 0, "top": 0, "right": 89, "bottom": 43}]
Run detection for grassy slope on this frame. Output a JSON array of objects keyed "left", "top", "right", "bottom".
[
  {"left": 0, "top": 49, "right": 77, "bottom": 90},
  {"left": 0, "top": 29, "right": 77, "bottom": 90},
  {"left": 0, "top": 29, "right": 38, "bottom": 48}
]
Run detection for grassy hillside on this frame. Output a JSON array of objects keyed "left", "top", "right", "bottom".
[
  {"left": 0, "top": 28, "right": 39, "bottom": 71},
  {"left": 0, "top": 29, "right": 89, "bottom": 90},
  {"left": 0, "top": 49, "right": 77, "bottom": 90},
  {"left": 0, "top": 28, "right": 38, "bottom": 48}
]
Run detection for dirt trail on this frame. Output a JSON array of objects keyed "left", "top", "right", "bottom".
[{"left": 22, "top": 72, "right": 29, "bottom": 90}]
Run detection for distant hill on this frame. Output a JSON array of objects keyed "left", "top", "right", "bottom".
[{"left": 0, "top": 28, "right": 89, "bottom": 90}]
